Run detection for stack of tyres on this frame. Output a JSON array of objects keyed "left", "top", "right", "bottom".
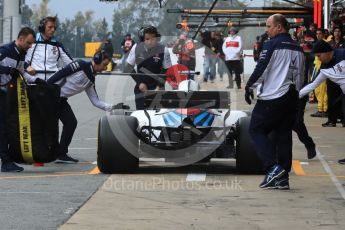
[{"left": 6, "top": 73, "right": 60, "bottom": 163}]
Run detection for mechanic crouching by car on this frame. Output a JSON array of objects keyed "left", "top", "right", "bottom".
[
  {"left": 46, "top": 51, "right": 115, "bottom": 163},
  {"left": 0, "top": 27, "right": 35, "bottom": 172},
  {"left": 124, "top": 26, "right": 172, "bottom": 110},
  {"left": 245, "top": 14, "right": 304, "bottom": 190}
]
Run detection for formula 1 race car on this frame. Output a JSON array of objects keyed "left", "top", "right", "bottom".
[{"left": 97, "top": 77, "right": 263, "bottom": 174}]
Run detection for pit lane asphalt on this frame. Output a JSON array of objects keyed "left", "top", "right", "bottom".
[
  {"left": 0, "top": 73, "right": 129, "bottom": 230},
  {"left": 1, "top": 74, "right": 345, "bottom": 230}
]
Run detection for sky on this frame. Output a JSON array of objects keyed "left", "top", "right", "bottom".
[{"left": 25, "top": 0, "right": 116, "bottom": 26}]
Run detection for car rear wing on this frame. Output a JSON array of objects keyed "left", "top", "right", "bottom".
[{"left": 143, "top": 90, "right": 230, "bottom": 109}]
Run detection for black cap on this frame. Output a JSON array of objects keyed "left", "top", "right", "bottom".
[{"left": 312, "top": 40, "right": 333, "bottom": 53}]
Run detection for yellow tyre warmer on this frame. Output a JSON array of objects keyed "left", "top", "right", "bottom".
[{"left": 6, "top": 76, "right": 60, "bottom": 163}]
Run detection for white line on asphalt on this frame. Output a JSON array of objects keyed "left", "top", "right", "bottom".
[
  {"left": 64, "top": 207, "right": 74, "bottom": 215},
  {"left": 139, "top": 158, "right": 165, "bottom": 162},
  {"left": 317, "top": 149, "right": 345, "bottom": 200},
  {"left": 186, "top": 173, "right": 206, "bottom": 182},
  {"left": 210, "top": 158, "right": 236, "bottom": 162},
  {"left": 317, "top": 145, "right": 331, "bottom": 148}
]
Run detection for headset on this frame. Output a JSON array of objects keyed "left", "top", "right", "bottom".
[
  {"left": 38, "top": 17, "right": 57, "bottom": 33},
  {"left": 38, "top": 18, "right": 47, "bottom": 33},
  {"left": 93, "top": 50, "right": 105, "bottom": 65},
  {"left": 138, "top": 26, "right": 161, "bottom": 42}
]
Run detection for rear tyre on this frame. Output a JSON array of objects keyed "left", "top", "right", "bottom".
[
  {"left": 97, "top": 115, "right": 139, "bottom": 173},
  {"left": 236, "top": 116, "right": 263, "bottom": 174}
]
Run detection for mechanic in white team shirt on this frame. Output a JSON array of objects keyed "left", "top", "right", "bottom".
[
  {"left": 46, "top": 51, "right": 114, "bottom": 163},
  {"left": 24, "top": 16, "right": 73, "bottom": 83}
]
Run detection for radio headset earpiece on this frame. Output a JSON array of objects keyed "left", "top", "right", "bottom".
[
  {"left": 138, "top": 26, "right": 161, "bottom": 42},
  {"left": 138, "top": 27, "right": 145, "bottom": 42},
  {"left": 93, "top": 50, "right": 104, "bottom": 65},
  {"left": 38, "top": 18, "right": 46, "bottom": 33}
]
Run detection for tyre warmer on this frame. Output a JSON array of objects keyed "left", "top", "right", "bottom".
[{"left": 6, "top": 73, "right": 60, "bottom": 163}]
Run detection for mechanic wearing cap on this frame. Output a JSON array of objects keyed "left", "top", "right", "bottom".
[
  {"left": 24, "top": 16, "right": 73, "bottom": 83},
  {"left": 121, "top": 33, "right": 136, "bottom": 71},
  {"left": 46, "top": 51, "right": 114, "bottom": 163},
  {"left": 245, "top": 14, "right": 305, "bottom": 189},
  {"left": 0, "top": 27, "right": 35, "bottom": 172},
  {"left": 299, "top": 40, "right": 345, "bottom": 165},
  {"left": 299, "top": 40, "right": 345, "bottom": 126},
  {"left": 222, "top": 27, "right": 243, "bottom": 89},
  {"left": 124, "top": 26, "right": 172, "bottom": 110}
]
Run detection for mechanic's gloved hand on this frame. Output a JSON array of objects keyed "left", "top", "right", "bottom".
[
  {"left": 245, "top": 86, "right": 254, "bottom": 105},
  {"left": 9, "top": 68, "right": 21, "bottom": 79},
  {"left": 34, "top": 78, "right": 47, "bottom": 85},
  {"left": 112, "top": 103, "right": 130, "bottom": 110}
]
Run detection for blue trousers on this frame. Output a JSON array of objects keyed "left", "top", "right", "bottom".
[
  {"left": 249, "top": 88, "right": 298, "bottom": 172},
  {"left": 58, "top": 98, "right": 77, "bottom": 156},
  {"left": 0, "top": 91, "right": 11, "bottom": 162},
  {"left": 203, "top": 56, "right": 217, "bottom": 81},
  {"left": 293, "top": 96, "right": 315, "bottom": 150}
]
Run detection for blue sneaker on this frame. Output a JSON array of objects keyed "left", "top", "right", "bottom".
[
  {"left": 338, "top": 158, "right": 345, "bottom": 165},
  {"left": 1, "top": 162, "right": 24, "bottom": 172},
  {"left": 274, "top": 177, "right": 290, "bottom": 190},
  {"left": 259, "top": 164, "right": 286, "bottom": 189},
  {"left": 55, "top": 154, "right": 79, "bottom": 164}
]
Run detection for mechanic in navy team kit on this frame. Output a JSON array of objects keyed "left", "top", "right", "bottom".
[
  {"left": 299, "top": 40, "right": 345, "bottom": 165},
  {"left": 24, "top": 16, "right": 73, "bottom": 83},
  {"left": 245, "top": 14, "right": 305, "bottom": 189},
  {"left": 124, "top": 26, "right": 172, "bottom": 110},
  {"left": 0, "top": 27, "right": 35, "bottom": 172},
  {"left": 46, "top": 51, "right": 115, "bottom": 163}
]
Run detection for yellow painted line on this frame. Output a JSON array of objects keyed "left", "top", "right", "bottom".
[
  {"left": 76, "top": 161, "right": 95, "bottom": 164},
  {"left": 304, "top": 174, "right": 345, "bottom": 179},
  {"left": 0, "top": 173, "right": 88, "bottom": 180},
  {"left": 88, "top": 166, "right": 100, "bottom": 175},
  {"left": 292, "top": 160, "right": 306, "bottom": 176}
]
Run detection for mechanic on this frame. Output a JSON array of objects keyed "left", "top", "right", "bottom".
[
  {"left": 120, "top": 33, "right": 136, "bottom": 71},
  {"left": 293, "top": 66, "right": 317, "bottom": 160},
  {"left": 46, "top": 51, "right": 114, "bottom": 163},
  {"left": 299, "top": 40, "right": 345, "bottom": 165},
  {"left": 299, "top": 40, "right": 345, "bottom": 127},
  {"left": 0, "top": 27, "right": 35, "bottom": 172},
  {"left": 245, "top": 14, "right": 305, "bottom": 189},
  {"left": 222, "top": 27, "right": 243, "bottom": 89},
  {"left": 24, "top": 16, "right": 73, "bottom": 83},
  {"left": 172, "top": 33, "right": 196, "bottom": 79},
  {"left": 124, "top": 26, "right": 172, "bottom": 110}
]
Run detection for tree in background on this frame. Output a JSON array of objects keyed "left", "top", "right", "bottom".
[
  {"left": 94, "top": 18, "right": 109, "bottom": 41},
  {"left": 111, "top": 0, "right": 246, "bottom": 53},
  {"left": 22, "top": 0, "right": 286, "bottom": 56},
  {"left": 21, "top": 4, "right": 34, "bottom": 28},
  {"left": 30, "top": 0, "right": 51, "bottom": 28}
]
